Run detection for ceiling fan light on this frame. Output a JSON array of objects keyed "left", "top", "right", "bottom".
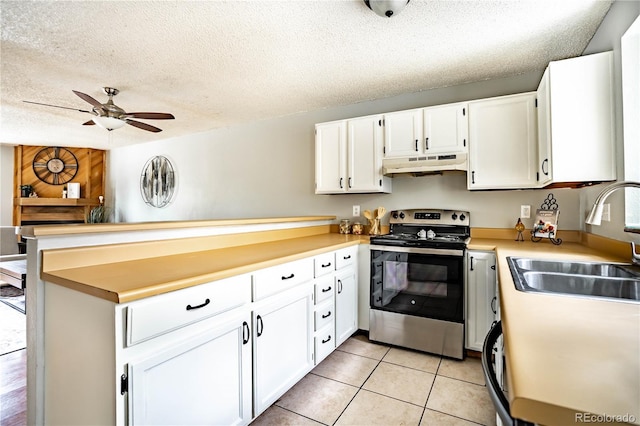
[
  {"left": 364, "top": 0, "right": 410, "bottom": 18},
  {"left": 92, "top": 116, "right": 126, "bottom": 131}
]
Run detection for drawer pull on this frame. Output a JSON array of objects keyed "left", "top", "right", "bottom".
[
  {"left": 343, "top": 255, "right": 351, "bottom": 260},
  {"left": 281, "top": 273, "right": 295, "bottom": 280},
  {"left": 338, "top": 279, "right": 343, "bottom": 294},
  {"left": 186, "top": 298, "right": 210, "bottom": 311},
  {"left": 321, "top": 262, "right": 332, "bottom": 268},
  {"left": 322, "top": 311, "right": 332, "bottom": 319},
  {"left": 321, "top": 286, "right": 332, "bottom": 293},
  {"left": 322, "top": 335, "right": 332, "bottom": 344}
]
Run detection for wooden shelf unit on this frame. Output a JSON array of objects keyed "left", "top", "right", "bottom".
[{"left": 15, "top": 198, "right": 100, "bottom": 223}]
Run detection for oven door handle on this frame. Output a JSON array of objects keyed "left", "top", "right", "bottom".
[{"left": 371, "top": 245, "right": 464, "bottom": 257}]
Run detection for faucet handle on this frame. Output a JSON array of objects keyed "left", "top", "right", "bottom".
[{"left": 632, "top": 242, "right": 640, "bottom": 266}]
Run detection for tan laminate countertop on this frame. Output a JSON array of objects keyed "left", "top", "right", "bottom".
[
  {"left": 469, "top": 238, "right": 639, "bottom": 426},
  {"left": 42, "top": 233, "right": 364, "bottom": 303}
]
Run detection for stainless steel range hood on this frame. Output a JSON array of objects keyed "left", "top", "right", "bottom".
[{"left": 382, "top": 153, "right": 468, "bottom": 176}]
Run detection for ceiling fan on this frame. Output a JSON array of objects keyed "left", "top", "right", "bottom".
[{"left": 23, "top": 87, "right": 175, "bottom": 133}]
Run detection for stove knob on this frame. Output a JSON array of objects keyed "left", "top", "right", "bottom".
[
  {"left": 399, "top": 212, "right": 405, "bottom": 219},
  {"left": 392, "top": 212, "right": 399, "bottom": 219},
  {"left": 451, "top": 213, "right": 458, "bottom": 220},
  {"left": 459, "top": 214, "right": 466, "bottom": 221}
]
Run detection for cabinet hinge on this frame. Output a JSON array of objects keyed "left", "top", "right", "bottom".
[{"left": 120, "top": 374, "right": 128, "bottom": 395}]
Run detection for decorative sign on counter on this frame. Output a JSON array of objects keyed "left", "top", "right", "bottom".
[{"left": 531, "top": 194, "right": 562, "bottom": 245}]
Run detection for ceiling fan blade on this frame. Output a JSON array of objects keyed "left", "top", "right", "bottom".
[
  {"left": 125, "top": 112, "right": 175, "bottom": 120},
  {"left": 82, "top": 120, "right": 96, "bottom": 125},
  {"left": 72, "top": 90, "right": 104, "bottom": 111},
  {"left": 23, "top": 100, "right": 93, "bottom": 114},
  {"left": 125, "top": 119, "right": 162, "bottom": 133}
]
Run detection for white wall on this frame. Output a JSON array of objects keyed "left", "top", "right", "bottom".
[
  {"left": 0, "top": 144, "right": 19, "bottom": 254},
  {"left": 109, "top": 0, "right": 638, "bottom": 244},
  {"left": 581, "top": 0, "right": 640, "bottom": 244}
]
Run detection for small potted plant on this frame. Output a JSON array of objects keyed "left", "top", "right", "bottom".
[{"left": 20, "top": 184, "right": 33, "bottom": 197}]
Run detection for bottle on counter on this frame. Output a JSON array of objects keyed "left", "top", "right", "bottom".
[{"left": 339, "top": 219, "right": 351, "bottom": 234}]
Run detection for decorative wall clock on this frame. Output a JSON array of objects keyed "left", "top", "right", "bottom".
[
  {"left": 140, "top": 155, "right": 175, "bottom": 208},
  {"left": 32, "top": 147, "right": 79, "bottom": 185}
]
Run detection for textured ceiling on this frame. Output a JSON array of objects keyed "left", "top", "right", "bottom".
[{"left": 1, "top": 0, "right": 612, "bottom": 149}]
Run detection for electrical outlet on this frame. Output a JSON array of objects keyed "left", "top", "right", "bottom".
[
  {"left": 602, "top": 203, "right": 611, "bottom": 221},
  {"left": 520, "top": 205, "right": 531, "bottom": 219},
  {"left": 353, "top": 205, "right": 360, "bottom": 217}
]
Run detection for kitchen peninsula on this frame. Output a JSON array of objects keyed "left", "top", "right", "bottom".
[{"left": 23, "top": 217, "right": 639, "bottom": 425}]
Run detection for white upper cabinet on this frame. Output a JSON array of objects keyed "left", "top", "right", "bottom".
[
  {"left": 536, "top": 51, "right": 615, "bottom": 186},
  {"left": 383, "top": 103, "right": 468, "bottom": 158},
  {"left": 468, "top": 93, "right": 538, "bottom": 190},
  {"left": 315, "top": 115, "right": 391, "bottom": 194},
  {"left": 383, "top": 108, "right": 424, "bottom": 158},
  {"left": 423, "top": 103, "right": 468, "bottom": 154}
]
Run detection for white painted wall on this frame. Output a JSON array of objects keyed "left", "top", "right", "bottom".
[
  {"left": 0, "top": 145, "right": 19, "bottom": 254},
  {"left": 108, "top": 0, "right": 638, "bottom": 246}
]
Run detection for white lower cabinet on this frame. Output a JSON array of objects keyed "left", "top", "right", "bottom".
[
  {"left": 252, "top": 282, "right": 314, "bottom": 417},
  {"left": 335, "top": 248, "right": 358, "bottom": 346},
  {"left": 465, "top": 250, "right": 497, "bottom": 351},
  {"left": 127, "top": 309, "right": 252, "bottom": 426}
]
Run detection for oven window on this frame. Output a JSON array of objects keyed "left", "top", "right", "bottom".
[{"left": 371, "top": 250, "right": 464, "bottom": 322}]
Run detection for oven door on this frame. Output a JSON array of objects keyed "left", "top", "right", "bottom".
[{"left": 370, "top": 245, "right": 464, "bottom": 323}]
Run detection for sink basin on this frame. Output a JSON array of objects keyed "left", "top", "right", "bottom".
[
  {"left": 513, "top": 258, "right": 639, "bottom": 278},
  {"left": 507, "top": 257, "right": 640, "bottom": 302}
]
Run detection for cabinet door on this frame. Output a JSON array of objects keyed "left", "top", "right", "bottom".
[
  {"left": 335, "top": 267, "right": 358, "bottom": 346},
  {"left": 423, "top": 103, "right": 468, "bottom": 154},
  {"left": 315, "top": 121, "right": 347, "bottom": 194},
  {"left": 536, "top": 68, "right": 553, "bottom": 186},
  {"left": 348, "top": 115, "right": 385, "bottom": 192},
  {"left": 465, "top": 251, "right": 497, "bottom": 352},
  {"left": 128, "top": 309, "right": 252, "bottom": 426},
  {"left": 253, "top": 284, "right": 314, "bottom": 417},
  {"left": 383, "top": 108, "right": 424, "bottom": 158},
  {"left": 468, "top": 93, "right": 538, "bottom": 189}
]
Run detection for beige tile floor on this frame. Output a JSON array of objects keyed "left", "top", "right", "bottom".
[{"left": 252, "top": 334, "right": 496, "bottom": 426}]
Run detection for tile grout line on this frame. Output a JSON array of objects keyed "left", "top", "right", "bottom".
[{"left": 417, "top": 355, "right": 443, "bottom": 425}]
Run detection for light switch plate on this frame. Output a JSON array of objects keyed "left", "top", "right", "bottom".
[
  {"left": 520, "top": 205, "right": 531, "bottom": 219},
  {"left": 353, "top": 205, "right": 360, "bottom": 217}
]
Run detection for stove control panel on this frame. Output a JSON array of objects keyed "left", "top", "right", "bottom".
[{"left": 390, "top": 209, "right": 470, "bottom": 227}]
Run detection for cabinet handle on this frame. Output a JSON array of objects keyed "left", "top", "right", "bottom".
[
  {"left": 256, "top": 315, "right": 264, "bottom": 337},
  {"left": 242, "top": 321, "right": 250, "bottom": 344},
  {"left": 471, "top": 171, "right": 475, "bottom": 184},
  {"left": 338, "top": 279, "right": 343, "bottom": 294},
  {"left": 322, "top": 311, "right": 332, "bottom": 319},
  {"left": 321, "top": 262, "right": 332, "bottom": 268},
  {"left": 322, "top": 335, "right": 332, "bottom": 344},
  {"left": 321, "top": 286, "right": 332, "bottom": 293},
  {"left": 491, "top": 265, "right": 496, "bottom": 270},
  {"left": 339, "top": 177, "right": 343, "bottom": 189},
  {"left": 281, "top": 273, "right": 295, "bottom": 280},
  {"left": 425, "top": 137, "right": 429, "bottom": 150},
  {"left": 343, "top": 255, "right": 351, "bottom": 260},
  {"left": 348, "top": 177, "right": 352, "bottom": 188},
  {"left": 470, "top": 257, "right": 474, "bottom": 271},
  {"left": 491, "top": 297, "right": 497, "bottom": 314},
  {"left": 186, "top": 298, "right": 210, "bottom": 311},
  {"left": 415, "top": 139, "right": 418, "bottom": 151},
  {"left": 541, "top": 158, "right": 549, "bottom": 176}
]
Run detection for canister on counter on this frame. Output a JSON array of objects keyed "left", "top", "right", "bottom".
[
  {"left": 339, "top": 219, "right": 351, "bottom": 234},
  {"left": 351, "top": 222, "right": 363, "bottom": 235}
]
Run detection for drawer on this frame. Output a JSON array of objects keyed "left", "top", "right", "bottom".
[
  {"left": 314, "top": 252, "right": 335, "bottom": 277},
  {"left": 315, "top": 275, "right": 334, "bottom": 303},
  {"left": 314, "top": 299, "right": 334, "bottom": 331},
  {"left": 335, "top": 246, "right": 357, "bottom": 270},
  {"left": 315, "top": 324, "right": 336, "bottom": 364},
  {"left": 126, "top": 274, "right": 251, "bottom": 346},
  {"left": 253, "top": 257, "right": 314, "bottom": 301}
]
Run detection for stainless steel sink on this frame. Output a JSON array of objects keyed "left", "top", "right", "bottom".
[{"left": 507, "top": 257, "right": 640, "bottom": 302}]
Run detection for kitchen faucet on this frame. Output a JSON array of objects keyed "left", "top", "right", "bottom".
[{"left": 585, "top": 180, "right": 640, "bottom": 265}]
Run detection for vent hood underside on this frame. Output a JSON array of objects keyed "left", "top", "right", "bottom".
[{"left": 383, "top": 153, "right": 468, "bottom": 176}]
